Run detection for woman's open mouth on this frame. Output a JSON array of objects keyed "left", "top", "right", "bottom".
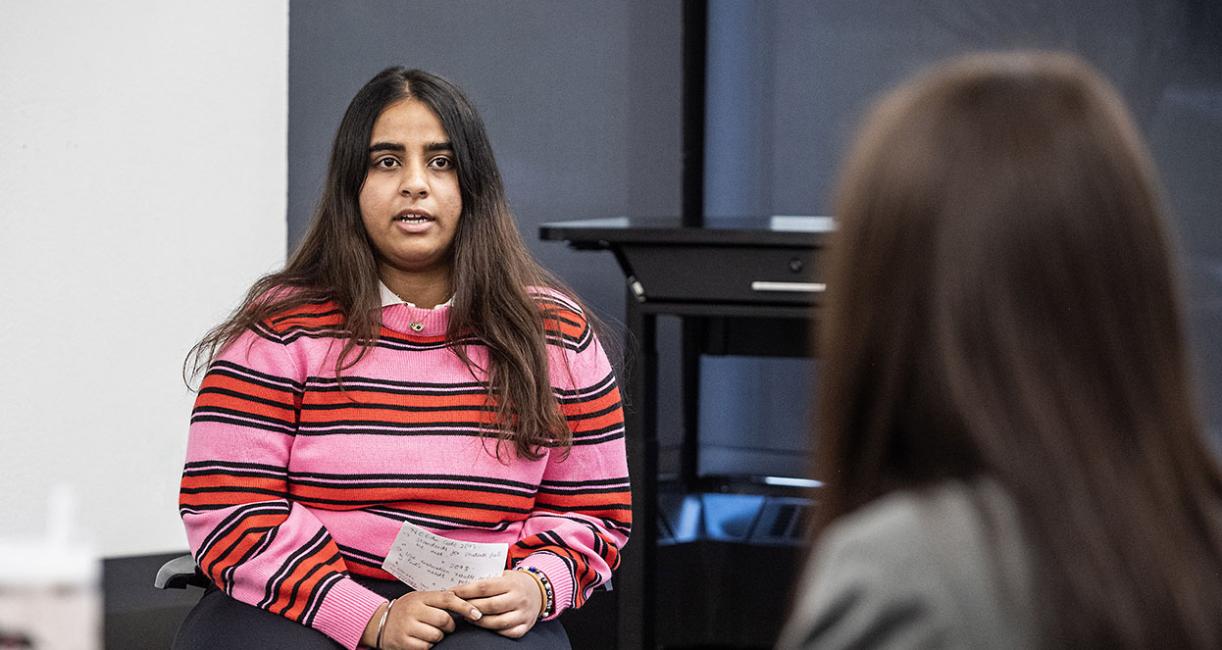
[
  {"left": 395, "top": 209, "right": 433, "bottom": 223},
  {"left": 393, "top": 210, "right": 436, "bottom": 233}
]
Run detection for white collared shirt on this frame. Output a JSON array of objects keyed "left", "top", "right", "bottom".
[{"left": 378, "top": 281, "right": 454, "bottom": 309}]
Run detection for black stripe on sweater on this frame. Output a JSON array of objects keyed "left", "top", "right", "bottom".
[
  {"left": 184, "top": 459, "right": 287, "bottom": 475},
  {"left": 536, "top": 484, "right": 631, "bottom": 497},
  {"left": 258, "top": 528, "right": 331, "bottom": 611},
  {"left": 277, "top": 549, "right": 342, "bottom": 617},
  {"left": 293, "top": 423, "right": 507, "bottom": 437},
  {"left": 305, "top": 375, "right": 487, "bottom": 394},
  {"left": 540, "top": 476, "right": 631, "bottom": 488},
  {"left": 288, "top": 471, "right": 538, "bottom": 492},
  {"left": 223, "top": 526, "right": 280, "bottom": 595},
  {"left": 555, "top": 372, "right": 617, "bottom": 400},
  {"left": 197, "top": 386, "right": 297, "bottom": 412},
  {"left": 564, "top": 401, "right": 624, "bottom": 422},
  {"left": 300, "top": 401, "right": 496, "bottom": 413},
  {"left": 190, "top": 407, "right": 297, "bottom": 434},
  {"left": 209, "top": 359, "right": 303, "bottom": 392},
  {"left": 364, "top": 506, "right": 517, "bottom": 532},
  {"left": 195, "top": 501, "right": 290, "bottom": 567},
  {"left": 288, "top": 477, "right": 537, "bottom": 498},
  {"left": 302, "top": 572, "right": 345, "bottom": 627}
]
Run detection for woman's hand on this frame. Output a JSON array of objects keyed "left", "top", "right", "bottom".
[
  {"left": 360, "top": 591, "right": 482, "bottom": 650},
  {"left": 451, "top": 570, "right": 544, "bottom": 639}
]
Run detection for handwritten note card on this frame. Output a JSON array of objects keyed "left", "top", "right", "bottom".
[{"left": 381, "top": 521, "right": 509, "bottom": 592}]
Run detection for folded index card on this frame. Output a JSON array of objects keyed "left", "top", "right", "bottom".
[{"left": 381, "top": 521, "right": 509, "bottom": 592}]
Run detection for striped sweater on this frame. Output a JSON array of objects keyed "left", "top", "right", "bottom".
[{"left": 178, "top": 290, "right": 631, "bottom": 649}]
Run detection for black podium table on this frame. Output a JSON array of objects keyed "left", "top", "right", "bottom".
[{"left": 540, "top": 217, "right": 832, "bottom": 649}]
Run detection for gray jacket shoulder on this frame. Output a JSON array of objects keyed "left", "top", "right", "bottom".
[{"left": 777, "top": 480, "right": 1036, "bottom": 650}]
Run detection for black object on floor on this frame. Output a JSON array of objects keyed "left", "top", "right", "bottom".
[{"left": 104, "top": 552, "right": 203, "bottom": 648}]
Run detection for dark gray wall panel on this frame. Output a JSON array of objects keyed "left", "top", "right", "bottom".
[{"left": 702, "top": 0, "right": 1222, "bottom": 472}]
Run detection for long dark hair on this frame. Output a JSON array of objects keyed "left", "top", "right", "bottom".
[
  {"left": 815, "top": 51, "right": 1222, "bottom": 647},
  {"left": 187, "top": 67, "right": 592, "bottom": 459}
]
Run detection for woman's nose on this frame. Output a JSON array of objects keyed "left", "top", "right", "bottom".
[{"left": 399, "top": 164, "right": 428, "bottom": 198}]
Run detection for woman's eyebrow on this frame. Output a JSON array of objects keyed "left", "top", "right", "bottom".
[
  {"left": 367, "top": 141, "right": 451, "bottom": 153},
  {"left": 368, "top": 142, "right": 405, "bottom": 154}
]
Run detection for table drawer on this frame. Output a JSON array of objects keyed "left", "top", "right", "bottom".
[{"left": 623, "top": 245, "right": 824, "bottom": 305}]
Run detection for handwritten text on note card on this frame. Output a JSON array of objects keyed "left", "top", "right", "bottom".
[{"left": 381, "top": 521, "right": 509, "bottom": 592}]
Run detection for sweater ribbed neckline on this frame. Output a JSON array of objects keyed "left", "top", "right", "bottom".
[{"left": 379, "top": 302, "right": 451, "bottom": 337}]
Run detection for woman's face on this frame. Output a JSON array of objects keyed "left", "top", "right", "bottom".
[{"left": 359, "top": 98, "right": 463, "bottom": 284}]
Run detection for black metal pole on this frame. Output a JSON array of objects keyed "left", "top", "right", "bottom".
[
  {"left": 680, "top": 0, "right": 708, "bottom": 503},
  {"left": 681, "top": 0, "right": 707, "bottom": 228},
  {"left": 620, "top": 292, "right": 658, "bottom": 650}
]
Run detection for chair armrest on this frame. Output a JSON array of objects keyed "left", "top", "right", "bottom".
[{"left": 154, "top": 553, "right": 208, "bottom": 589}]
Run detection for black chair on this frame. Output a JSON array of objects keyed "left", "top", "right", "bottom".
[{"left": 152, "top": 553, "right": 613, "bottom": 647}]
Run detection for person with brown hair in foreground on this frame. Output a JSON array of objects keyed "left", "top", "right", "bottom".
[{"left": 778, "top": 51, "right": 1222, "bottom": 649}]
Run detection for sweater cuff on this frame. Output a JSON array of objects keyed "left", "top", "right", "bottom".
[
  {"left": 519, "top": 552, "right": 574, "bottom": 620},
  {"left": 309, "top": 576, "right": 387, "bottom": 650}
]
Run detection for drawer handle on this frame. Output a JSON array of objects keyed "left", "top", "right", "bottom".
[{"left": 751, "top": 281, "right": 826, "bottom": 293}]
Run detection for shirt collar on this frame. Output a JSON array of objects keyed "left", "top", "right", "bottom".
[{"left": 378, "top": 280, "right": 453, "bottom": 309}]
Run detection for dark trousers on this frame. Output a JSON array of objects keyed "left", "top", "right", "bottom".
[{"left": 173, "top": 578, "right": 571, "bottom": 649}]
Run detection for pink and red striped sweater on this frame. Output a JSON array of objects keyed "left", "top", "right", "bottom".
[{"left": 178, "top": 290, "right": 631, "bottom": 649}]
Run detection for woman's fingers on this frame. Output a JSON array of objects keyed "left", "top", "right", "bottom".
[
  {"left": 470, "top": 609, "right": 531, "bottom": 631},
  {"left": 422, "top": 590, "right": 483, "bottom": 622},
  {"left": 383, "top": 623, "right": 438, "bottom": 650},
  {"left": 463, "top": 592, "right": 519, "bottom": 615},
  {"left": 452, "top": 572, "right": 541, "bottom": 635},
  {"left": 452, "top": 577, "right": 508, "bottom": 600},
  {"left": 417, "top": 605, "right": 456, "bottom": 633},
  {"left": 384, "top": 617, "right": 445, "bottom": 650},
  {"left": 406, "top": 619, "right": 446, "bottom": 644},
  {"left": 454, "top": 572, "right": 538, "bottom": 614},
  {"left": 381, "top": 591, "right": 483, "bottom": 649}
]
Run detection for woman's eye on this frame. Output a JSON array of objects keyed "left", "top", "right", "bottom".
[
  {"left": 374, "top": 157, "right": 399, "bottom": 169},
  {"left": 430, "top": 156, "right": 454, "bottom": 170}
]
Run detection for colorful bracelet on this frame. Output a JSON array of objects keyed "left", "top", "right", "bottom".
[
  {"left": 516, "top": 566, "right": 555, "bottom": 619},
  {"left": 375, "top": 597, "right": 397, "bottom": 649}
]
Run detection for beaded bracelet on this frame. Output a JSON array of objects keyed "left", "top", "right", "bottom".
[
  {"left": 375, "top": 597, "right": 398, "bottom": 649},
  {"left": 516, "top": 566, "right": 555, "bottom": 619}
]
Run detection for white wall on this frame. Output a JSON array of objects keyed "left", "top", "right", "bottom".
[{"left": 0, "top": 1, "right": 288, "bottom": 556}]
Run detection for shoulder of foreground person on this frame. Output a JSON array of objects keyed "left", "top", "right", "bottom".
[{"left": 777, "top": 480, "right": 1037, "bottom": 650}]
